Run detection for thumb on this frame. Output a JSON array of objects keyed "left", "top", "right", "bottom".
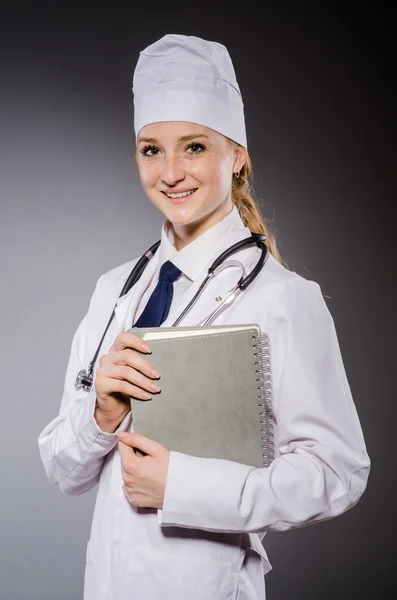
[{"left": 117, "top": 431, "right": 162, "bottom": 457}]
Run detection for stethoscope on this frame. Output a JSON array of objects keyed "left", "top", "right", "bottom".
[{"left": 75, "top": 233, "right": 268, "bottom": 392}]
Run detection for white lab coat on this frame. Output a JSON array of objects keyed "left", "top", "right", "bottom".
[{"left": 38, "top": 216, "right": 370, "bottom": 600}]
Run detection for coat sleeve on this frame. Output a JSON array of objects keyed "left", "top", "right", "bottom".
[
  {"left": 159, "top": 276, "right": 370, "bottom": 533},
  {"left": 37, "top": 274, "right": 132, "bottom": 496}
]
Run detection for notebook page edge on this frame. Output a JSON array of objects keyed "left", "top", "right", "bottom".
[{"left": 130, "top": 324, "right": 260, "bottom": 341}]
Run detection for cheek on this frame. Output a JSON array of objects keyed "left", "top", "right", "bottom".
[
  {"left": 202, "top": 157, "right": 232, "bottom": 192},
  {"left": 137, "top": 162, "right": 157, "bottom": 189}
]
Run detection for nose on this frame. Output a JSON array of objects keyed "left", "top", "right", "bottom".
[{"left": 161, "top": 155, "right": 185, "bottom": 187}]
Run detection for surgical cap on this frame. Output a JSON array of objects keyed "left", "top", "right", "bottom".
[{"left": 132, "top": 34, "right": 247, "bottom": 148}]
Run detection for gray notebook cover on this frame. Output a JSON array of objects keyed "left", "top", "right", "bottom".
[{"left": 127, "top": 324, "right": 273, "bottom": 468}]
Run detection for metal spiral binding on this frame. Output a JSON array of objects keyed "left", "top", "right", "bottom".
[{"left": 252, "top": 331, "right": 275, "bottom": 467}]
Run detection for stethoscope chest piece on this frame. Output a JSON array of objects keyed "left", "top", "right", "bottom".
[{"left": 75, "top": 367, "right": 94, "bottom": 392}]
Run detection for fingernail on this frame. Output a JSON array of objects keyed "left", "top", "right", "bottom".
[
  {"left": 141, "top": 342, "right": 151, "bottom": 353},
  {"left": 142, "top": 392, "right": 152, "bottom": 400},
  {"left": 150, "top": 368, "right": 160, "bottom": 379},
  {"left": 150, "top": 382, "right": 161, "bottom": 393}
]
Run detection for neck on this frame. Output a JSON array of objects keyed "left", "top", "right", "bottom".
[{"left": 170, "top": 201, "right": 234, "bottom": 251}]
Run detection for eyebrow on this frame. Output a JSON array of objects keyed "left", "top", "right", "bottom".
[{"left": 138, "top": 133, "right": 209, "bottom": 144}]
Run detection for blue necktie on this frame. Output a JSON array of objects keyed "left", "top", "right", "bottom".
[{"left": 133, "top": 260, "right": 182, "bottom": 327}]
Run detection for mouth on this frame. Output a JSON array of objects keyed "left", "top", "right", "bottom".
[{"left": 161, "top": 189, "right": 198, "bottom": 204}]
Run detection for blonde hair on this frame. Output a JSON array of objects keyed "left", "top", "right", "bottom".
[{"left": 231, "top": 145, "right": 282, "bottom": 263}]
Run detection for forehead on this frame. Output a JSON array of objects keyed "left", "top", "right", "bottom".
[{"left": 137, "top": 121, "right": 221, "bottom": 142}]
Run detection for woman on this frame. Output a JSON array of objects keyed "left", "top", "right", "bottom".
[{"left": 38, "top": 34, "right": 370, "bottom": 600}]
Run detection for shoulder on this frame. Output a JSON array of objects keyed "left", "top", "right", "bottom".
[
  {"left": 260, "top": 253, "right": 321, "bottom": 294},
  {"left": 96, "top": 257, "right": 140, "bottom": 293},
  {"left": 258, "top": 253, "right": 329, "bottom": 321},
  {"left": 86, "top": 257, "right": 140, "bottom": 312}
]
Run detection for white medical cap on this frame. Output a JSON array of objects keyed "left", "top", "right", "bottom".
[{"left": 133, "top": 34, "right": 247, "bottom": 148}]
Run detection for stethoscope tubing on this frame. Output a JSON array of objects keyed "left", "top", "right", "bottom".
[
  {"left": 75, "top": 234, "right": 267, "bottom": 391},
  {"left": 79, "top": 240, "right": 162, "bottom": 386}
]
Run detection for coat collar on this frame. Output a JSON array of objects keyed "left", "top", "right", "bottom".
[
  {"left": 162, "top": 212, "right": 263, "bottom": 327},
  {"left": 158, "top": 205, "right": 246, "bottom": 282},
  {"left": 114, "top": 206, "right": 264, "bottom": 330}
]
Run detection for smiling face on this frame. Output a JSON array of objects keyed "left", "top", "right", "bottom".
[{"left": 135, "top": 121, "right": 246, "bottom": 248}]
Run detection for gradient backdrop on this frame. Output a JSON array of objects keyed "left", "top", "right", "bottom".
[{"left": 0, "top": 4, "right": 395, "bottom": 599}]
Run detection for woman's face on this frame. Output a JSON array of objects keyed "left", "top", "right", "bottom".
[{"left": 135, "top": 121, "right": 245, "bottom": 243}]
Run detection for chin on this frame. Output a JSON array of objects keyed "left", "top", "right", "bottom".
[
  {"left": 149, "top": 189, "right": 228, "bottom": 230},
  {"left": 154, "top": 195, "right": 206, "bottom": 227},
  {"left": 163, "top": 206, "right": 203, "bottom": 227}
]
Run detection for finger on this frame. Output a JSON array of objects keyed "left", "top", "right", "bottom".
[
  {"left": 98, "top": 349, "right": 160, "bottom": 382},
  {"left": 99, "top": 375, "right": 154, "bottom": 401},
  {"left": 102, "top": 364, "right": 161, "bottom": 396},
  {"left": 112, "top": 331, "right": 151, "bottom": 354},
  {"left": 122, "top": 485, "right": 143, "bottom": 507},
  {"left": 122, "top": 486, "right": 152, "bottom": 508},
  {"left": 113, "top": 349, "right": 160, "bottom": 380},
  {"left": 118, "top": 438, "right": 137, "bottom": 461},
  {"left": 117, "top": 431, "right": 164, "bottom": 456},
  {"left": 96, "top": 365, "right": 154, "bottom": 400}
]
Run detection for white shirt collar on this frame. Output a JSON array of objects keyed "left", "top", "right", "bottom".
[{"left": 158, "top": 205, "right": 247, "bottom": 281}]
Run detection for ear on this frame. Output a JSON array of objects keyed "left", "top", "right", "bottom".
[{"left": 233, "top": 145, "right": 247, "bottom": 175}]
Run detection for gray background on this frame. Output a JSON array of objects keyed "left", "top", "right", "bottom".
[{"left": 0, "top": 3, "right": 395, "bottom": 599}]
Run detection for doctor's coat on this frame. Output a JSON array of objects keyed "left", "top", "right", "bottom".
[{"left": 38, "top": 215, "right": 370, "bottom": 599}]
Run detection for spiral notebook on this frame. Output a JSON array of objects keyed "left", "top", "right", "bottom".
[{"left": 127, "top": 324, "right": 274, "bottom": 468}]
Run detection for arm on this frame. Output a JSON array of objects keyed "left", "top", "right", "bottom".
[
  {"left": 159, "top": 276, "right": 370, "bottom": 532},
  {"left": 38, "top": 275, "right": 132, "bottom": 496}
]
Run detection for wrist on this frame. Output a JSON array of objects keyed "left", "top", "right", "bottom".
[{"left": 94, "top": 402, "right": 130, "bottom": 433}]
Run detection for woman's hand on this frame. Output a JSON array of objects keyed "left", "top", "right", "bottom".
[
  {"left": 117, "top": 431, "right": 170, "bottom": 509},
  {"left": 95, "top": 331, "right": 161, "bottom": 426}
]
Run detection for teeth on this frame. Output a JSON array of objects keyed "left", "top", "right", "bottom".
[{"left": 165, "top": 189, "right": 196, "bottom": 199}]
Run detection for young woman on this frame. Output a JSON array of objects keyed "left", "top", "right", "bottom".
[{"left": 38, "top": 34, "right": 370, "bottom": 600}]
